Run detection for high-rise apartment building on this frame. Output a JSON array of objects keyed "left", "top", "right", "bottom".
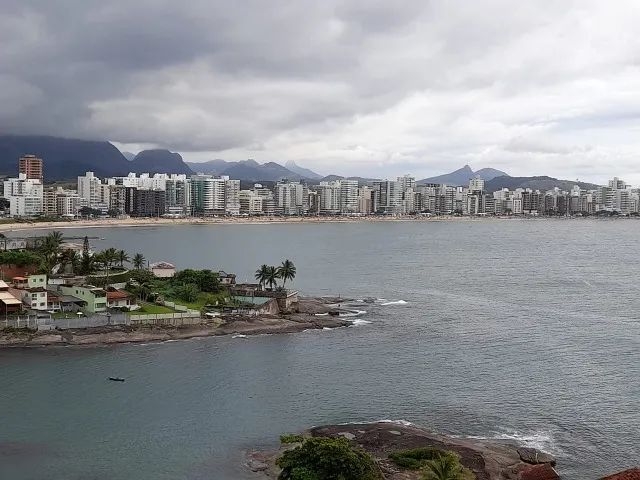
[{"left": 19, "top": 155, "right": 43, "bottom": 182}]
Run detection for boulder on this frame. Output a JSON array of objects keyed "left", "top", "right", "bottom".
[
  {"left": 600, "top": 468, "right": 640, "bottom": 480},
  {"left": 519, "top": 464, "right": 560, "bottom": 480},
  {"left": 517, "top": 447, "right": 556, "bottom": 466}
]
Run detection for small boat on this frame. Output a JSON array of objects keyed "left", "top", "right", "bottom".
[{"left": 108, "top": 377, "right": 125, "bottom": 382}]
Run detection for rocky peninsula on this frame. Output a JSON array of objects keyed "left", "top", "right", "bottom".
[
  {"left": 248, "top": 421, "right": 560, "bottom": 480},
  {"left": 0, "top": 297, "right": 354, "bottom": 348}
]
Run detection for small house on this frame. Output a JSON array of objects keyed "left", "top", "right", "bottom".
[{"left": 149, "top": 261, "right": 176, "bottom": 278}]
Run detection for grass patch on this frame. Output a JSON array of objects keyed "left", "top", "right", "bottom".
[
  {"left": 129, "top": 302, "right": 177, "bottom": 315},
  {"left": 280, "top": 434, "right": 305, "bottom": 444},
  {"left": 389, "top": 447, "right": 448, "bottom": 470}
]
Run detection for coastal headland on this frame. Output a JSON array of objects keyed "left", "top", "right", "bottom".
[
  {"left": 0, "top": 297, "right": 353, "bottom": 348},
  {"left": 247, "top": 421, "right": 561, "bottom": 480},
  {"left": 247, "top": 422, "right": 639, "bottom": 479}
]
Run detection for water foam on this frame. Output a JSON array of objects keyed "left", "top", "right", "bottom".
[
  {"left": 351, "top": 319, "right": 372, "bottom": 326},
  {"left": 231, "top": 334, "right": 248, "bottom": 339},
  {"left": 462, "top": 431, "right": 558, "bottom": 453},
  {"left": 381, "top": 300, "right": 408, "bottom": 306},
  {"left": 340, "top": 310, "right": 367, "bottom": 317}
]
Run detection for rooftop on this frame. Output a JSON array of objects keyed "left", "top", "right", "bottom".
[{"left": 150, "top": 262, "right": 175, "bottom": 269}]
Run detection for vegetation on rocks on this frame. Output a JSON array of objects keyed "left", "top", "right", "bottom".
[
  {"left": 389, "top": 447, "right": 474, "bottom": 480},
  {"left": 422, "top": 453, "right": 474, "bottom": 480},
  {"left": 276, "top": 436, "right": 382, "bottom": 480}
]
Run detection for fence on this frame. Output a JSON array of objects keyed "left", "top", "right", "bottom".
[{"left": 1, "top": 310, "right": 203, "bottom": 331}]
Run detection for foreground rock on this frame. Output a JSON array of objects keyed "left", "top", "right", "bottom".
[
  {"left": 600, "top": 468, "right": 640, "bottom": 480},
  {"left": 248, "top": 422, "right": 559, "bottom": 480}
]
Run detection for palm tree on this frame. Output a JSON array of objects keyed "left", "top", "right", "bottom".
[
  {"left": 116, "top": 249, "right": 130, "bottom": 268},
  {"left": 98, "top": 248, "right": 119, "bottom": 285},
  {"left": 277, "top": 259, "right": 296, "bottom": 288},
  {"left": 133, "top": 253, "right": 145, "bottom": 270},
  {"left": 423, "top": 454, "right": 467, "bottom": 480},
  {"left": 265, "top": 266, "right": 280, "bottom": 290},
  {"left": 255, "top": 264, "right": 270, "bottom": 289},
  {"left": 39, "top": 231, "right": 65, "bottom": 273}
]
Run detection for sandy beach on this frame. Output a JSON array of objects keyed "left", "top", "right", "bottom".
[{"left": 0, "top": 214, "right": 529, "bottom": 234}]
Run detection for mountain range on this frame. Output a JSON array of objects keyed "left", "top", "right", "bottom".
[
  {"left": 0, "top": 135, "right": 603, "bottom": 191},
  {"left": 419, "top": 164, "right": 509, "bottom": 185}
]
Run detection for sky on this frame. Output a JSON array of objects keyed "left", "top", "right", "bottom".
[{"left": 1, "top": 1, "right": 640, "bottom": 183}]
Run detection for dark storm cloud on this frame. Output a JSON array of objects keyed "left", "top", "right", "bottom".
[{"left": 2, "top": 1, "right": 640, "bottom": 182}]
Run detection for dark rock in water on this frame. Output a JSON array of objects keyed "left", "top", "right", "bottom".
[
  {"left": 517, "top": 447, "right": 556, "bottom": 466},
  {"left": 600, "top": 468, "right": 640, "bottom": 480},
  {"left": 362, "top": 297, "right": 376, "bottom": 303},
  {"left": 519, "top": 463, "right": 560, "bottom": 480}
]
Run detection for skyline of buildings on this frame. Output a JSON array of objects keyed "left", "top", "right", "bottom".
[{"left": 0, "top": 155, "right": 639, "bottom": 218}]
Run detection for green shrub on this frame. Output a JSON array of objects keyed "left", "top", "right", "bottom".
[
  {"left": 0, "top": 250, "right": 42, "bottom": 267},
  {"left": 276, "top": 437, "right": 381, "bottom": 480},
  {"left": 389, "top": 447, "right": 445, "bottom": 470},
  {"left": 280, "top": 434, "right": 305, "bottom": 444}
]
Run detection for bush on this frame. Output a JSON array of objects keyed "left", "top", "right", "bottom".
[
  {"left": 280, "top": 434, "right": 305, "bottom": 444},
  {"left": 389, "top": 447, "right": 445, "bottom": 470},
  {"left": 389, "top": 448, "right": 475, "bottom": 480},
  {"left": 276, "top": 437, "right": 381, "bottom": 480},
  {"left": 171, "top": 269, "right": 221, "bottom": 293},
  {"left": 0, "top": 250, "right": 42, "bottom": 267}
]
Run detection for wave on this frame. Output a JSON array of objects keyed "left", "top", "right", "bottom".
[
  {"left": 380, "top": 300, "right": 408, "bottom": 306},
  {"left": 351, "top": 319, "right": 372, "bottom": 326},
  {"left": 231, "top": 334, "right": 248, "bottom": 339},
  {"left": 314, "top": 313, "right": 329, "bottom": 316},
  {"left": 462, "top": 431, "right": 558, "bottom": 454},
  {"left": 340, "top": 310, "right": 367, "bottom": 317}
]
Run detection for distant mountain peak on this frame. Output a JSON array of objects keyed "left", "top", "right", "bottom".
[
  {"left": 131, "top": 149, "right": 193, "bottom": 175},
  {"left": 284, "top": 160, "right": 323, "bottom": 180},
  {"left": 420, "top": 165, "right": 509, "bottom": 185}
]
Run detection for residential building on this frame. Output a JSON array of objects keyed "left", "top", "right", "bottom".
[
  {"left": 19, "top": 154, "right": 43, "bottom": 181},
  {"left": 239, "top": 190, "right": 264, "bottom": 215},
  {"left": 149, "top": 262, "right": 176, "bottom": 277},
  {"left": 275, "top": 180, "right": 305, "bottom": 215},
  {"left": 225, "top": 179, "right": 240, "bottom": 215},
  {"left": 3, "top": 173, "right": 43, "bottom": 217},
  {"left": 339, "top": 180, "right": 359, "bottom": 213},
  {"left": 190, "top": 175, "right": 227, "bottom": 215},
  {"left": 59, "top": 285, "right": 107, "bottom": 313},
  {"left": 133, "top": 189, "right": 166, "bottom": 217}
]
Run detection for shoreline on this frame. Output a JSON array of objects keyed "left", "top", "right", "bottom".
[
  {"left": 0, "top": 297, "right": 355, "bottom": 348},
  {"left": 0, "top": 214, "right": 628, "bottom": 234}
]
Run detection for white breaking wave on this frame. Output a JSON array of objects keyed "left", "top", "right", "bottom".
[
  {"left": 381, "top": 300, "right": 408, "bottom": 306},
  {"left": 463, "top": 431, "right": 558, "bottom": 454},
  {"left": 314, "top": 312, "right": 329, "bottom": 316},
  {"left": 351, "top": 319, "right": 372, "bottom": 326},
  {"left": 378, "top": 419, "right": 414, "bottom": 426},
  {"left": 231, "top": 334, "right": 247, "bottom": 339},
  {"left": 340, "top": 310, "right": 367, "bottom": 317}
]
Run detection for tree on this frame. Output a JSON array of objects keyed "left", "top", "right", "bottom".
[
  {"left": 422, "top": 453, "right": 473, "bottom": 480},
  {"left": 175, "top": 283, "right": 199, "bottom": 302},
  {"left": 265, "top": 265, "right": 280, "bottom": 290},
  {"left": 116, "top": 249, "right": 130, "bottom": 268},
  {"left": 276, "top": 437, "right": 381, "bottom": 480},
  {"left": 277, "top": 259, "right": 296, "bottom": 288},
  {"left": 96, "top": 247, "right": 119, "bottom": 285},
  {"left": 133, "top": 253, "right": 146, "bottom": 270},
  {"left": 38, "top": 231, "right": 64, "bottom": 274},
  {"left": 255, "top": 264, "right": 270, "bottom": 289}
]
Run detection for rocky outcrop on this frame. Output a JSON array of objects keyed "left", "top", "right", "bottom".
[
  {"left": 600, "top": 468, "right": 640, "bottom": 480},
  {"left": 249, "top": 422, "right": 559, "bottom": 480}
]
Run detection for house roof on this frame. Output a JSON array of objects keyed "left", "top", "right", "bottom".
[
  {"left": 150, "top": 261, "right": 175, "bottom": 269},
  {"left": 0, "top": 291, "right": 22, "bottom": 305},
  {"left": 107, "top": 290, "right": 132, "bottom": 300},
  {"left": 0, "top": 280, "right": 9, "bottom": 290},
  {"left": 12, "top": 276, "right": 27, "bottom": 281}
]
